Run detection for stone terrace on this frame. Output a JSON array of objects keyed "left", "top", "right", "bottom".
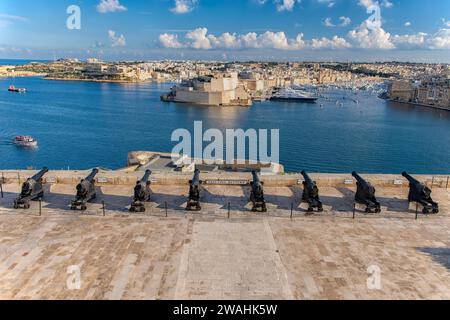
[{"left": 0, "top": 173, "right": 449, "bottom": 300}]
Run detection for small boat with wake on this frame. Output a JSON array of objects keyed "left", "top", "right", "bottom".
[
  {"left": 13, "top": 136, "right": 38, "bottom": 147},
  {"left": 8, "top": 85, "right": 26, "bottom": 93}
]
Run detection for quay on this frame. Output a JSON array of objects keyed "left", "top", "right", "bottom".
[{"left": 0, "top": 170, "right": 449, "bottom": 299}]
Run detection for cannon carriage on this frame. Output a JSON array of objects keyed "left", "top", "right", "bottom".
[
  {"left": 402, "top": 172, "right": 439, "bottom": 214},
  {"left": 352, "top": 172, "right": 381, "bottom": 213},
  {"left": 250, "top": 171, "right": 267, "bottom": 212},
  {"left": 300, "top": 171, "right": 324, "bottom": 212},
  {"left": 70, "top": 169, "right": 99, "bottom": 211},
  {"left": 186, "top": 169, "right": 202, "bottom": 211},
  {"left": 14, "top": 167, "right": 48, "bottom": 209},
  {"left": 130, "top": 170, "right": 152, "bottom": 213}
]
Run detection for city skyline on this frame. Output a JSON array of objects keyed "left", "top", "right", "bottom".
[{"left": 0, "top": 0, "right": 450, "bottom": 62}]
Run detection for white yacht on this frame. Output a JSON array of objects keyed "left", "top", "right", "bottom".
[{"left": 270, "top": 88, "right": 318, "bottom": 103}]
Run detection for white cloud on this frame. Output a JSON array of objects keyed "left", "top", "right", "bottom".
[
  {"left": 428, "top": 28, "right": 450, "bottom": 49},
  {"left": 350, "top": 1, "right": 394, "bottom": 49},
  {"left": 108, "top": 30, "right": 126, "bottom": 47},
  {"left": 170, "top": 0, "right": 198, "bottom": 14},
  {"left": 310, "top": 36, "right": 352, "bottom": 49},
  {"left": 392, "top": 32, "right": 427, "bottom": 49},
  {"left": 324, "top": 16, "right": 351, "bottom": 27},
  {"left": 441, "top": 19, "right": 450, "bottom": 27},
  {"left": 159, "top": 33, "right": 184, "bottom": 48},
  {"left": 185, "top": 27, "right": 212, "bottom": 49},
  {"left": 317, "top": 0, "right": 335, "bottom": 7},
  {"left": 275, "top": 0, "right": 301, "bottom": 12},
  {"left": 97, "top": 0, "right": 127, "bottom": 13},
  {"left": 339, "top": 16, "right": 351, "bottom": 27},
  {"left": 159, "top": 28, "right": 351, "bottom": 51},
  {"left": 323, "top": 18, "right": 334, "bottom": 27},
  {"left": 348, "top": 20, "right": 395, "bottom": 49},
  {"left": 381, "top": 0, "right": 393, "bottom": 8},
  {"left": 0, "top": 13, "right": 28, "bottom": 28},
  {"left": 404, "top": 22, "right": 411, "bottom": 27}
]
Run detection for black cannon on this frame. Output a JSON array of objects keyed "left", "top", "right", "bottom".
[
  {"left": 402, "top": 172, "right": 439, "bottom": 214},
  {"left": 352, "top": 172, "right": 381, "bottom": 213},
  {"left": 14, "top": 167, "right": 48, "bottom": 209},
  {"left": 71, "top": 169, "right": 98, "bottom": 211},
  {"left": 301, "top": 171, "right": 323, "bottom": 212},
  {"left": 130, "top": 170, "right": 152, "bottom": 213},
  {"left": 250, "top": 171, "right": 267, "bottom": 212},
  {"left": 186, "top": 169, "right": 202, "bottom": 211}
]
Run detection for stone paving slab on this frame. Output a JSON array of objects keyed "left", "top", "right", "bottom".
[{"left": 0, "top": 184, "right": 449, "bottom": 300}]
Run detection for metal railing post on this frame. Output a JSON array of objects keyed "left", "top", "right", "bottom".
[
  {"left": 165, "top": 201, "right": 168, "bottom": 217},
  {"left": 290, "top": 203, "right": 293, "bottom": 219},
  {"left": 102, "top": 201, "right": 106, "bottom": 216},
  {"left": 1, "top": 172, "right": 4, "bottom": 198},
  {"left": 415, "top": 203, "right": 419, "bottom": 220}
]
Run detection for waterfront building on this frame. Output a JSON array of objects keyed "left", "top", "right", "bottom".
[
  {"left": 388, "top": 77, "right": 450, "bottom": 110},
  {"left": 162, "top": 72, "right": 252, "bottom": 106}
]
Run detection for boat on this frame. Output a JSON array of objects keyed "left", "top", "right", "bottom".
[
  {"left": 270, "top": 88, "right": 318, "bottom": 103},
  {"left": 8, "top": 85, "right": 26, "bottom": 93},
  {"left": 13, "top": 136, "right": 38, "bottom": 147}
]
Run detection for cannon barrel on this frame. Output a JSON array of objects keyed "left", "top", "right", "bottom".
[
  {"left": 301, "top": 170, "right": 314, "bottom": 186},
  {"left": 186, "top": 169, "right": 201, "bottom": 211},
  {"left": 251, "top": 170, "right": 261, "bottom": 186},
  {"left": 352, "top": 171, "right": 370, "bottom": 187},
  {"left": 402, "top": 172, "right": 420, "bottom": 185},
  {"left": 300, "top": 170, "right": 323, "bottom": 212},
  {"left": 140, "top": 170, "right": 152, "bottom": 184},
  {"left": 250, "top": 170, "right": 266, "bottom": 212},
  {"left": 31, "top": 167, "right": 49, "bottom": 181},
  {"left": 191, "top": 169, "right": 200, "bottom": 186},
  {"left": 85, "top": 168, "right": 99, "bottom": 182}
]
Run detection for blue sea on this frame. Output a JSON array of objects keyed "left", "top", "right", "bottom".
[
  {"left": 0, "top": 76, "right": 449, "bottom": 173},
  {"left": 0, "top": 59, "right": 49, "bottom": 66}
]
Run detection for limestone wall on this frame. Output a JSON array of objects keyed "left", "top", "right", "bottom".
[{"left": 1, "top": 170, "right": 449, "bottom": 189}]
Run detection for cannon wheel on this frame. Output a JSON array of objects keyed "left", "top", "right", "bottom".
[
  {"left": 81, "top": 205, "right": 87, "bottom": 211},
  {"left": 13, "top": 203, "right": 19, "bottom": 209}
]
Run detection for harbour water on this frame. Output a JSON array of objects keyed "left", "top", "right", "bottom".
[{"left": 0, "top": 76, "right": 449, "bottom": 173}]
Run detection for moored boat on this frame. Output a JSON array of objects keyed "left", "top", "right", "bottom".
[{"left": 270, "top": 88, "right": 318, "bottom": 103}]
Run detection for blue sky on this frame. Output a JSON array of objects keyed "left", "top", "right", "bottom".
[{"left": 1, "top": 0, "right": 450, "bottom": 62}]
